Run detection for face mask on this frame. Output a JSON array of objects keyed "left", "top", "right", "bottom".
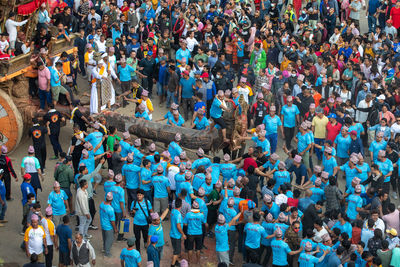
[
  {"left": 34, "top": 211, "right": 39, "bottom": 215},
  {"left": 302, "top": 10, "right": 306, "bottom": 14},
  {"left": 32, "top": 199, "right": 36, "bottom": 204},
  {"left": 216, "top": 75, "right": 221, "bottom": 78},
  {"left": 149, "top": 20, "right": 153, "bottom": 24},
  {"left": 291, "top": 73, "right": 296, "bottom": 77},
  {"left": 293, "top": 228, "right": 300, "bottom": 233},
  {"left": 340, "top": 23, "right": 344, "bottom": 27},
  {"left": 195, "top": 18, "right": 199, "bottom": 23}
]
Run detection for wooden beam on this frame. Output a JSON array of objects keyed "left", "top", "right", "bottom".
[{"left": 0, "top": 46, "right": 76, "bottom": 83}]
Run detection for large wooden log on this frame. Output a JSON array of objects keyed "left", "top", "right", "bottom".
[{"left": 101, "top": 111, "right": 220, "bottom": 151}]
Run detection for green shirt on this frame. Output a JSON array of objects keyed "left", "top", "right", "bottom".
[
  {"left": 207, "top": 189, "right": 220, "bottom": 210},
  {"left": 107, "top": 135, "right": 121, "bottom": 151}
]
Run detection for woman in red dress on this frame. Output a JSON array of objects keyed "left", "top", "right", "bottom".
[{"left": 390, "top": 1, "right": 400, "bottom": 30}]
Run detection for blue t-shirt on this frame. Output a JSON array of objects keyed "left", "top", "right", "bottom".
[
  {"left": 210, "top": 98, "right": 223, "bottom": 119},
  {"left": 310, "top": 187, "right": 325, "bottom": 203},
  {"left": 149, "top": 221, "right": 165, "bottom": 247},
  {"left": 348, "top": 123, "right": 364, "bottom": 138},
  {"left": 110, "top": 185, "right": 125, "bottom": 213},
  {"left": 119, "top": 140, "right": 131, "bottom": 157},
  {"left": 215, "top": 224, "right": 230, "bottom": 252},
  {"left": 179, "top": 181, "right": 194, "bottom": 204},
  {"left": 262, "top": 202, "right": 280, "bottom": 219},
  {"left": 194, "top": 116, "right": 210, "bottom": 130},
  {"left": 152, "top": 175, "right": 170, "bottom": 198},
  {"left": 99, "top": 202, "right": 115, "bottom": 231},
  {"left": 56, "top": 224, "right": 72, "bottom": 253},
  {"left": 334, "top": 134, "right": 351, "bottom": 158},
  {"left": 79, "top": 157, "right": 95, "bottom": 174},
  {"left": 118, "top": 64, "right": 135, "bottom": 82},
  {"left": 244, "top": 222, "right": 267, "bottom": 249},
  {"left": 184, "top": 211, "right": 205, "bottom": 235},
  {"left": 332, "top": 221, "right": 353, "bottom": 238},
  {"left": 132, "top": 199, "right": 152, "bottom": 226},
  {"left": 48, "top": 190, "right": 68, "bottom": 216},
  {"left": 192, "top": 157, "right": 212, "bottom": 170},
  {"left": 298, "top": 252, "right": 319, "bottom": 267},
  {"left": 281, "top": 104, "right": 300, "bottom": 128},
  {"left": 271, "top": 238, "right": 291, "bottom": 266},
  {"left": 122, "top": 163, "right": 142, "bottom": 189},
  {"left": 346, "top": 194, "right": 363, "bottom": 220},
  {"left": 261, "top": 222, "right": 275, "bottom": 246},
  {"left": 85, "top": 131, "right": 104, "bottom": 155},
  {"left": 322, "top": 156, "right": 337, "bottom": 176},
  {"left": 168, "top": 141, "right": 182, "bottom": 160},
  {"left": 263, "top": 114, "right": 282, "bottom": 135},
  {"left": 135, "top": 111, "right": 151, "bottom": 120},
  {"left": 220, "top": 163, "right": 236, "bottom": 182},
  {"left": 369, "top": 140, "right": 388, "bottom": 161},
  {"left": 21, "top": 182, "right": 36, "bottom": 206},
  {"left": 273, "top": 170, "right": 291, "bottom": 194},
  {"left": 140, "top": 168, "right": 153, "bottom": 191},
  {"left": 375, "top": 158, "right": 393, "bottom": 183},
  {"left": 174, "top": 173, "right": 186, "bottom": 196},
  {"left": 180, "top": 77, "right": 196, "bottom": 99},
  {"left": 120, "top": 248, "right": 141, "bottom": 267},
  {"left": 170, "top": 209, "right": 183, "bottom": 239},
  {"left": 192, "top": 173, "right": 206, "bottom": 191},
  {"left": 252, "top": 136, "right": 271, "bottom": 156},
  {"left": 223, "top": 207, "right": 237, "bottom": 231},
  {"left": 296, "top": 132, "right": 312, "bottom": 153},
  {"left": 357, "top": 162, "right": 371, "bottom": 183},
  {"left": 175, "top": 48, "right": 191, "bottom": 63},
  {"left": 50, "top": 67, "right": 61, "bottom": 87},
  {"left": 340, "top": 163, "right": 360, "bottom": 188}
]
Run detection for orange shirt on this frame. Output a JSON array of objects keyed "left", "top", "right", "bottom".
[{"left": 313, "top": 92, "right": 322, "bottom": 106}]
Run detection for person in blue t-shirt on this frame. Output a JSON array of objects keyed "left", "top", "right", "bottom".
[
  {"left": 135, "top": 103, "right": 151, "bottom": 120},
  {"left": 120, "top": 237, "right": 142, "bottom": 267},
  {"left": 209, "top": 90, "right": 230, "bottom": 143},
  {"left": 56, "top": 215, "right": 73, "bottom": 263},
  {"left": 179, "top": 71, "right": 196, "bottom": 121},
  {"left": 332, "top": 212, "right": 353, "bottom": 238},
  {"left": 263, "top": 105, "right": 283, "bottom": 153},
  {"left": 271, "top": 227, "right": 303, "bottom": 266},
  {"left": 192, "top": 148, "right": 212, "bottom": 170},
  {"left": 152, "top": 164, "right": 171, "bottom": 214},
  {"left": 170, "top": 198, "right": 186, "bottom": 266},
  {"left": 147, "top": 209, "right": 169, "bottom": 261},
  {"left": 346, "top": 185, "right": 365, "bottom": 221},
  {"left": 121, "top": 154, "right": 141, "bottom": 209},
  {"left": 192, "top": 109, "right": 210, "bottom": 130},
  {"left": 48, "top": 181, "right": 69, "bottom": 226},
  {"left": 99, "top": 192, "right": 117, "bottom": 257},
  {"left": 280, "top": 96, "right": 300, "bottom": 149},
  {"left": 110, "top": 174, "right": 126, "bottom": 241},
  {"left": 183, "top": 201, "right": 206, "bottom": 264},
  {"left": 215, "top": 212, "right": 242, "bottom": 265},
  {"left": 131, "top": 189, "right": 153, "bottom": 251},
  {"left": 298, "top": 241, "right": 329, "bottom": 267},
  {"left": 244, "top": 212, "right": 270, "bottom": 263},
  {"left": 84, "top": 124, "right": 105, "bottom": 156},
  {"left": 334, "top": 127, "right": 352, "bottom": 164}
]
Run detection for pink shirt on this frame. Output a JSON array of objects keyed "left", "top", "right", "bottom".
[
  {"left": 38, "top": 67, "right": 50, "bottom": 91},
  {"left": 383, "top": 209, "right": 400, "bottom": 233}
]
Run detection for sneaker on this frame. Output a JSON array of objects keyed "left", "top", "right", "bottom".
[
  {"left": 20, "top": 232, "right": 25, "bottom": 236},
  {"left": 89, "top": 225, "right": 98, "bottom": 230},
  {"left": 117, "top": 237, "right": 127, "bottom": 241},
  {"left": 394, "top": 192, "right": 398, "bottom": 200},
  {"left": 84, "top": 234, "right": 93, "bottom": 239},
  {"left": 75, "top": 227, "right": 79, "bottom": 231},
  {"left": 6, "top": 197, "right": 14, "bottom": 201},
  {"left": 50, "top": 156, "right": 58, "bottom": 160},
  {"left": 93, "top": 190, "right": 97, "bottom": 195}
]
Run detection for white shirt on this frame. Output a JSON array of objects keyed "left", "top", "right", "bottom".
[
  {"left": 356, "top": 99, "right": 372, "bottom": 123},
  {"left": 186, "top": 37, "right": 199, "bottom": 52},
  {"left": 5, "top": 19, "right": 28, "bottom": 42},
  {"left": 96, "top": 40, "right": 106, "bottom": 53},
  {"left": 88, "top": 13, "right": 101, "bottom": 23},
  {"left": 313, "top": 228, "right": 328, "bottom": 243},
  {"left": 25, "top": 226, "right": 46, "bottom": 254},
  {"left": 391, "top": 123, "right": 400, "bottom": 139},
  {"left": 238, "top": 86, "right": 250, "bottom": 104},
  {"left": 167, "top": 165, "right": 180, "bottom": 190},
  {"left": 41, "top": 218, "right": 55, "bottom": 245}
]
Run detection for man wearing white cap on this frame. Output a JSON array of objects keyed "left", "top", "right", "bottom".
[
  {"left": 47, "top": 181, "right": 69, "bottom": 227},
  {"left": 281, "top": 95, "right": 300, "bottom": 149}
]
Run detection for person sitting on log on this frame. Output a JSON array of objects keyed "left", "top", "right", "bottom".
[{"left": 134, "top": 103, "right": 151, "bottom": 120}]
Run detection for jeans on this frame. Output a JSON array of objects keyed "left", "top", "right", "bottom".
[
  {"left": 2, "top": 174, "right": 11, "bottom": 200},
  {"left": 0, "top": 200, "right": 7, "bottom": 220},
  {"left": 166, "top": 90, "right": 177, "bottom": 108},
  {"left": 284, "top": 127, "right": 295, "bottom": 149},
  {"left": 134, "top": 224, "right": 149, "bottom": 251},
  {"left": 38, "top": 89, "right": 52, "bottom": 109},
  {"left": 181, "top": 98, "right": 193, "bottom": 121},
  {"left": 89, "top": 198, "right": 96, "bottom": 225},
  {"left": 45, "top": 244, "right": 53, "bottom": 267},
  {"left": 267, "top": 133, "right": 278, "bottom": 154},
  {"left": 368, "top": 14, "right": 377, "bottom": 33},
  {"left": 102, "top": 229, "right": 114, "bottom": 257},
  {"left": 157, "top": 82, "right": 165, "bottom": 96},
  {"left": 314, "top": 138, "right": 324, "bottom": 161},
  {"left": 115, "top": 212, "right": 124, "bottom": 240},
  {"left": 142, "top": 76, "right": 154, "bottom": 96},
  {"left": 49, "top": 133, "right": 63, "bottom": 157},
  {"left": 144, "top": 190, "right": 153, "bottom": 205},
  {"left": 79, "top": 215, "right": 92, "bottom": 238},
  {"left": 127, "top": 188, "right": 138, "bottom": 211}
]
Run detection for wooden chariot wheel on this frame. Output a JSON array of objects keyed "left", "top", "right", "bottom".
[{"left": 0, "top": 90, "right": 23, "bottom": 153}]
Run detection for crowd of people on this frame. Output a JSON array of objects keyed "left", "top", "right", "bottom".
[{"left": 4, "top": 0, "right": 400, "bottom": 266}]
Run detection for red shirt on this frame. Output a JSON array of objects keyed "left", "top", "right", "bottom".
[
  {"left": 243, "top": 157, "right": 258, "bottom": 172},
  {"left": 351, "top": 227, "right": 361, "bottom": 244},
  {"left": 326, "top": 121, "right": 342, "bottom": 143},
  {"left": 391, "top": 7, "right": 400, "bottom": 29},
  {"left": 287, "top": 198, "right": 299, "bottom": 207}
]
